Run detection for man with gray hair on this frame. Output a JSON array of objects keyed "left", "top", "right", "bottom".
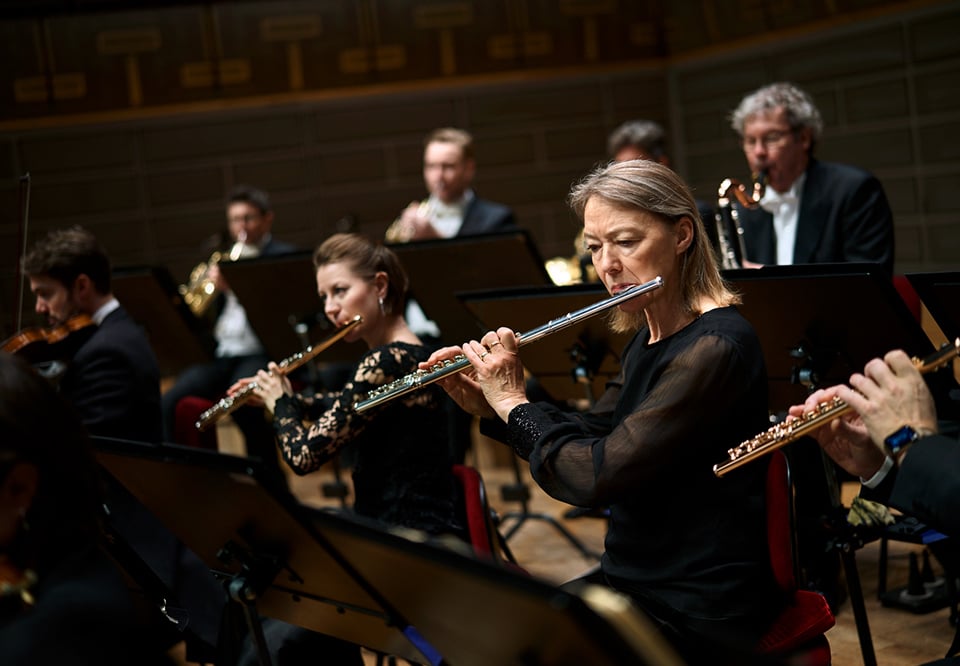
[
  {"left": 729, "top": 81, "right": 894, "bottom": 274},
  {"left": 730, "top": 83, "right": 893, "bottom": 274}
]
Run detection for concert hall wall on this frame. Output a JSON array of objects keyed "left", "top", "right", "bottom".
[{"left": 0, "top": 0, "right": 957, "bottom": 338}]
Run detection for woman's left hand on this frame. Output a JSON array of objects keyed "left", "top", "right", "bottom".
[{"left": 461, "top": 328, "right": 528, "bottom": 422}]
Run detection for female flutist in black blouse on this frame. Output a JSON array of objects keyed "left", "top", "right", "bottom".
[{"left": 422, "top": 159, "right": 785, "bottom": 662}]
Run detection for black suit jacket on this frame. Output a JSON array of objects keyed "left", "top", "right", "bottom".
[
  {"left": 861, "top": 435, "right": 960, "bottom": 537},
  {"left": 457, "top": 196, "right": 517, "bottom": 236},
  {"left": 737, "top": 159, "right": 894, "bottom": 275},
  {"left": 60, "top": 305, "right": 163, "bottom": 444}
]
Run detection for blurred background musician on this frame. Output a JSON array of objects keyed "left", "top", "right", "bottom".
[
  {"left": 385, "top": 127, "right": 516, "bottom": 245},
  {"left": 0, "top": 352, "right": 173, "bottom": 666},
  {"left": 21, "top": 225, "right": 227, "bottom": 662},
  {"left": 423, "top": 159, "right": 783, "bottom": 663},
  {"left": 608, "top": 119, "right": 719, "bottom": 266},
  {"left": 230, "top": 233, "right": 466, "bottom": 665},
  {"left": 728, "top": 81, "right": 895, "bottom": 274},
  {"left": 161, "top": 184, "right": 298, "bottom": 484},
  {"left": 21, "top": 226, "right": 162, "bottom": 444}
]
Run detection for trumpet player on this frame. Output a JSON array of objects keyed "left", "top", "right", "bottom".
[
  {"left": 385, "top": 127, "right": 516, "bottom": 243},
  {"left": 161, "top": 184, "right": 297, "bottom": 483},
  {"left": 729, "top": 81, "right": 894, "bottom": 274}
]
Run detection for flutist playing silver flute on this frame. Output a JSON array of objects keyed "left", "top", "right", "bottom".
[{"left": 420, "top": 160, "right": 787, "bottom": 663}]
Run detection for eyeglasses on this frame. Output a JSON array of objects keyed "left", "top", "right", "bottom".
[
  {"left": 228, "top": 213, "right": 262, "bottom": 224},
  {"left": 741, "top": 130, "right": 793, "bottom": 150}
]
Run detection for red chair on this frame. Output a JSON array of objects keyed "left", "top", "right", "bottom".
[
  {"left": 173, "top": 395, "right": 219, "bottom": 451},
  {"left": 451, "top": 464, "right": 523, "bottom": 571},
  {"left": 757, "top": 450, "right": 836, "bottom": 664}
]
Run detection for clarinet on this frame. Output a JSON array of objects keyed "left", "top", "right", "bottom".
[
  {"left": 713, "top": 338, "right": 960, "bottom": 477},
  {"left": 353, "top": 277, "right": 664, "bottom": 413}
]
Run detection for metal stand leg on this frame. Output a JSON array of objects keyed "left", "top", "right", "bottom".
[
  {"left": 838, "top": 542, "right": 877, "bottom": 666},
  {"left": 499, "top": 455, "right": 600, "bottom": 561}
]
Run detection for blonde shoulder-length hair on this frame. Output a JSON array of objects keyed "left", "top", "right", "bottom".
[{"left": 568, "top": 159, "right": 740, "bottom": 332}]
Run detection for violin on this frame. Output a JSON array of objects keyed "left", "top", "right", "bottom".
[
  {"left": 1, "top": 314, "right": 97, "bottom": 364},
  {"left": 0, "top": 556, "right": 36, "bottom": 606}
]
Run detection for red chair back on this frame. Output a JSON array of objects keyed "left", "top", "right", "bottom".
[
  {"left": 173, "top": 396, "right": 218, "bottom": 450},
  {"left": 757, "top": 451, "right": 836, "bottom": 662}
]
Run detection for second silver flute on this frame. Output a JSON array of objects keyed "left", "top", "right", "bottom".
[{"left": 353, "top": 276, "right": 664, "bottom": 413}]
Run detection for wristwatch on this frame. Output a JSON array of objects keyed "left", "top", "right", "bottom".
[{"left": 883, "top": 425, "right": 932, "bottom": 461}]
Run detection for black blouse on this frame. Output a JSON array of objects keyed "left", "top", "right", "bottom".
[{"left": 484, "top": 306, "right": 781, "bottom": 630}]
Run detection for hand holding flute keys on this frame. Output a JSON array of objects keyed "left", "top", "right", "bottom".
[
  {"left": 421, "top": 327, "right": 528, "bottom": 422},
  {"left": 227, "top": 362, "right": 292, "bottom": 413}
]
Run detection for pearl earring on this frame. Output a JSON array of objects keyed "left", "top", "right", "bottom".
[{"left": 378, "top": 297, "right": 385, "bottom": 315}]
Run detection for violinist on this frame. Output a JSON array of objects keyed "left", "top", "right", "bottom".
[
  {"left": 0, "top": 352, "right": 173, "bottom": 665},
  {"left": 21, "top": 226, "right": 229, "bottom": 662},
  {"left": 21, "top": 226, "right": 162, "bottom": 444}
]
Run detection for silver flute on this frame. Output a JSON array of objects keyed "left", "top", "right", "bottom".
[{"left": 353, "top": 276, "right": 664, "bottom": 413}]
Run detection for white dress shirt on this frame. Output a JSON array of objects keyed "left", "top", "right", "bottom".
[{"left": 759, "top": 173, "right": 805, "bottom": 266}]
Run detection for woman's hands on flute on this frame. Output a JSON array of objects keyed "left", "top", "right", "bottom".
[
  {"left": 421, "top": 327, "right": 529, "bottom": 422},
  {"left": 227, "top": 362, "right": 292, "bottom": 413}
]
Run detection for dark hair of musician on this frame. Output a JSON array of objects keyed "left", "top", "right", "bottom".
[
  {"left": 423, "top": 127, "right": 475, "bottom": 162},
  {"left": 226, "top": 184, "right": 272, "bottom": 215},
  {"left": 312, "top": 233, "right": 409, "bottom": 316},
  {"left": 0, "top": 352, "right": 104, "bottom": 574},
  {"left": 21, "top": 226, "right": 112, "bottom": 294},
  {"left": 568, "top": 159, "right": 739, "bottom": 332},
  {"left": 606, "top": 120, "right": 667, "bottom": 161}
]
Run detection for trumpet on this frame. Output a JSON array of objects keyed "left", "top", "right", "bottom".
[
  {"left": 179, "top": 235, "right": 259, "bottom": 317},
  {"left": 385, "top": 198, "right": 436, "bottom": 243},
  {"left": 195, "top": 315, "right": 362, "bottom": 431},
  {"left": 714, "top": 171, "right": 766, "bottom": 270},
  {"left": 354, "top": 277, "right": 664, "bottom": 413},
  {"left": 713, "top": 338, "right": 960, "bottom": 477}
]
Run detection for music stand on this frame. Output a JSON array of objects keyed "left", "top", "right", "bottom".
[
  {"left": 907, "top": 271, "right": 960, "bottom": 341},
  {"left": 459, "top": 283, "right": 633, "bottom": 560},
  {"left": 724, "top": 263, "right": 935, "bottom": 414},
  {"left": 219, "top": 252, "right": 366, "bottom": 363},
  {"left": 92, "top": 437, "right": 681, "bottom": 666},
  {"left": 112, "top": 265, "right": 214, "bottom": 376},
  {"left": 389, "top": 230, "right": 553, "bottom": 345}
]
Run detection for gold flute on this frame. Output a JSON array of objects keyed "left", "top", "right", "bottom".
[
  {"left": 353, "top": 276, "right": 664, "bottom": 413},
  {"left": 195, "top": 315, "right": 362, "bottom": 431},
  {"left": 713, "top": 338, "right": 960, "bottom": 477}
]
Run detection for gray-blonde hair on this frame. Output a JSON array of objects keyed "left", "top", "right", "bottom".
[{"left": 568, "top": 160, "right": 739, "bottom": 332}]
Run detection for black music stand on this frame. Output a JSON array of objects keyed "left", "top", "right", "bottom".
[
  {"left": 112, "top": 265, "right": 214, "bottom": 376},
  {"left": 725, "top": 263, "right": 934, "bottom": 414},
  {"left": 458, "top": 283, "right": 634, "bottom": 560},
  {"left": 92, "top": 438, "right": 682, "bottom": 666},
  {"left": 724, "top": 262, "right": 939, "bottom": 666},
  {"left": 906, "top": 271, "right": 960, "bottom": 421},
  {"left": 219, "top": 251, "right": 367, "bottom": 363},
  {"left": 389, "top": 230, "right": 553, "bottom": 345},
  {"left": 907, "top": 271, "right": 960, "bottom": 341}
]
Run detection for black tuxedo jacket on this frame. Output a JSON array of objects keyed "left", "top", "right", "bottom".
[
  {"left": 457, "top": 196, "right": 517, "bottom": 236},
  {"left": 736, "top": 159, "right": 894, "bottom": 275},
  {"left": 59, "top": 305, "right": 163, "bottom": 444},
  {"left": 862, "top": 435, "right": 960, "bottom": 537}
]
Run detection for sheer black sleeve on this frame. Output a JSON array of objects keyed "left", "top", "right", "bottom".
[{"left": 506, "top": 333, "right": 760, "bottom": 506}]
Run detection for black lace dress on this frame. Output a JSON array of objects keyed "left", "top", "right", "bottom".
[{"left": 272, "top": 341, "right": 464, "bottom": 537}]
